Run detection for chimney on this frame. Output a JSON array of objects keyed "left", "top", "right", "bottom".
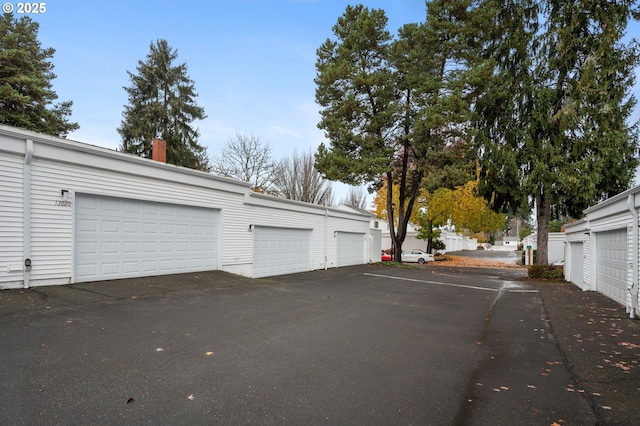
[{"left": 152, "top": 139, "right": 166, "bottom": 163}]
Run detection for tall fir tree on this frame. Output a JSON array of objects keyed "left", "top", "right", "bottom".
[
  {"left": 475, "top": 0, "right": 640, "bottom": 265},
  {"left": 0, "top": 13, "right": 78, "bottom": 137},
  {"left": 118, "top": 39, "right": 209, "bottom": 171},
  {"left": 315, "top": 2, "right": 491, "bottom": 261}
]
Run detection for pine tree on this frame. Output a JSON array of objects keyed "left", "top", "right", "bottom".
[
  {"left": 0, "top": 13, "right": 78, "bottom": 137},
  {"left": 315, "top": 2, "right": 491, "bottom": 261},
  {"left": 118, "top": 39, "right": 209, "bottom": 171}
]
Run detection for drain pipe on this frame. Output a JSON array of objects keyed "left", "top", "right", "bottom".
[
  {"left": 324, "top": 209, "right": 328, "bottom": 270},
  {"left": 23, "top": 139, "right": 33, "bottom": 289},
  {"left": 628, "top": 194, "right": 638, "bottom": 319}
]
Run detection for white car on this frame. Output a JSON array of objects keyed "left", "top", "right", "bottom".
[{"left": 402, "top": 250, "right": 435, "bottom": 264}]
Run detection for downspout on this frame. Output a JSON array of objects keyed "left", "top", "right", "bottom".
[
  {"left": 23, "top": 139, "right": 33, "bottom": 289},
  {"left": 324, "top": 209, "right": 328, "bottom": 270},
  {"left": 627, "top": 194, "right": 638, "bottom": 319}
]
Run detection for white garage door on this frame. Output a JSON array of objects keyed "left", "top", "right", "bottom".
[
  {"left": 253, "top": 226, "right": 311, "bottom": 278},
  {"left": 75, "top": 194, "right": 219, "bottom": 283},
  {"left": 569, "top": 242, "right": 584, "bottom": 288},
  {"left": 596, "top": 229, "right": 628, "bottom": 305},
  {"left": 337, "top": 232, "right": 365, "bottom": 267}
]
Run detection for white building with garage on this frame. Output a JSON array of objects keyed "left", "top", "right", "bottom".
[
  {"left": 564, "top": 185, "right": 640, "bottom": 318},
  {"left": 0, "top": 125, "right": 377, "bottom": 289}
]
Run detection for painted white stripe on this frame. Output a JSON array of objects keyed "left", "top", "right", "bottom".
[
  {"left": 363, "top": 273, "right": 499, "bottom": 292},
  {"left": 508, "top": 289, "right": 539, "bottom": 293}
]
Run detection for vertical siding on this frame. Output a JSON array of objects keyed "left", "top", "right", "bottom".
[{"left": 0, "top": 152, "right": 24, "bottom": 286}]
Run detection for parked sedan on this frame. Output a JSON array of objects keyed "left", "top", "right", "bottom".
[{"left": 402, "top": 250, "right": 435, "bottom": 264}]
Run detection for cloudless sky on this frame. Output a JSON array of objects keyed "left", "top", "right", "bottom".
[{"left": 16, "top": 0, "right": 640, "bottom": 199}]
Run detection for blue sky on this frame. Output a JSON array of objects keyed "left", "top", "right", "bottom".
[
  {"left": 29, "top": 1, "right": 425, "bottom": 154},
  {"left": 20, "top": 1, "right": 640, "bottom": 196}
]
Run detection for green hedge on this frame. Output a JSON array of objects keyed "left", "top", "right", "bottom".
[{"left": 528, "top": 265, "right": 564, "bottom": 280}]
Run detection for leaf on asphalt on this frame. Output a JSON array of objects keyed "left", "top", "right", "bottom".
[
  {"left": 493, "top": 388, "right": 502, "bottom": 392},
  {"left": 126, "top": 397, "right": 134, "bottom": 404},
  {"left": 593, "top": 392, "right": 602, "bottom": 396},
  {"left": 527, "top": 385, "right": 537, "bottom": 389},
  {"left": 188, "top": 394, "right": 195, "bottom": 400},
  {"left": 601, "top": 406, "right": 612, "bottom": 410},
  {"left": 618, "top": 341, "right": 640, "bottom": 349},
  {"left": 156, "top": 348, "right": 164, "bottom": 352},
  {"left": 131, "top": 295, "right": 138, "bottom": 299},
  {"left": 206, "top": 351, "right": 214, "bottom": 356},
  {"left": 500, "top": 386, "right": 509, "bottom": 390},
  {"left": 546, "top": 361, "right": 561, "bottom": 365},
  {"left": 565, "top": 388, "right": 575, "bottom": 392}
]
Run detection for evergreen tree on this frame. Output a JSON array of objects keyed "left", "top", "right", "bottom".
[
  {"left": 0, "top": 13, "right": 78, "bottom": 137},
  {"left": 315, "top": 2, "right": 490, "bottom": 261},
  {"left": 119, "top": 39, "right": 209, "bottom": 171},
  {"left": 476, "top": 0, "right": 640, "bottom": 265}
]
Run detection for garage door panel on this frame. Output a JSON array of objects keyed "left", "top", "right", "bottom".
[
  {"left": 569, "top": 242, "right": 584, "bottom": 287},
  {"left": 75, "top": 195, "right": 219, "bottom": 283},
  {"left": 596, "top": 229, "right": 627, "bottom": 305},
  {"left": 337, "top": 232, "right": 365, "bottom": 267},
  {"left": 253, "top": 226, "right": 311, "bottom": 278}
]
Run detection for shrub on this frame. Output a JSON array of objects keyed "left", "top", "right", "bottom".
[{"left": 528, "top": 265, "right": 564, "bottom": 280}]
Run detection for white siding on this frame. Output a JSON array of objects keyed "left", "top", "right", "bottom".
[
  {"left": 25, "top": 157, "right": 246, "bottom": 285},
  {"left": 0, "top": 152, "right": 24, "bottom": 287},
  {"left": 584, "top": 236, "right": 592, "bottom": 289},
  {"left": 0, "top": 125, "right": 375, "bottom": 286}
]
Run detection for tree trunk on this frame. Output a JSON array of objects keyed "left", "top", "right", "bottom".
[
  {"left": 535, "top": 190, "right": 550, "bottom": 265},
  {"left": 386, "top": 174, "right": 402, "bottom": 263}
]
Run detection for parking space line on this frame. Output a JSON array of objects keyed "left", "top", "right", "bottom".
[{"left": 363, "top": 273, "right": 499, "bottom": 292}]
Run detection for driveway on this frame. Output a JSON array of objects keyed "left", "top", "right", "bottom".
[{"left": 0, "top": 265, "right": 595, "bottom": 425}]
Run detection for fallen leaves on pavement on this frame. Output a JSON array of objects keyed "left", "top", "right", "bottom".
[{"left": 430, "top": 255, "right": 525, "bottom": 269}]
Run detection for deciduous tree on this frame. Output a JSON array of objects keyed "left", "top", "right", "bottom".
[
  {"left": 210, "top": 131, "right": 280, "bottom": 193},
  {"left": 0, "top": 14, "right": 78, "bottom": 137},
  {"left": 119, "top": 39, "right": 209, "bottom": 171},
  {"left": 340, "top": 186, "right": 368, "bottom": 210},
  {"left": 273, "top": 149, "right": 334, "bottom": 205}
]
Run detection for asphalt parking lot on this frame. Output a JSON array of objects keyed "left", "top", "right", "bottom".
[{"left": 0, "top": 264, "right": 618, "bottom": 425}]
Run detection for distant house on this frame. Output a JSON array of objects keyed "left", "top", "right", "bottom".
[
  {"left": 377, "top": 219, "right": 477, "bottom": 253},
  {"left": 493, "top": 236, "right": 520, "bottom": 251},
  {"left": 522, "top": 232, "right": 566, "bottom": 263}
]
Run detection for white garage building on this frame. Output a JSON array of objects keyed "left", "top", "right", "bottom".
[
  {"left": 0, "top": 125, "right": 377, "bottom": 289},
  {"left": 564, "top": 185, "right": 640, "bottom": 318}
]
